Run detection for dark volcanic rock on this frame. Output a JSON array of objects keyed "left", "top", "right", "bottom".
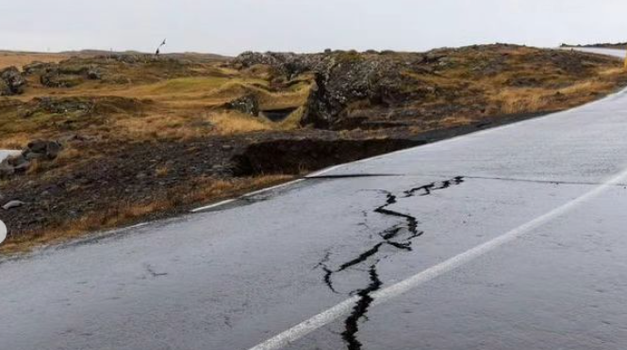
[
  {"left": 23, "top": 61, "right": 54, "bottom": 76},
  {"left": 0, "top": 66, "right": 27, "bottom": 95},
  {"left": 0, "top": 140, "right": 63, "bottom": 179},
  {"left": 234, "top": 51, "right": 429, "bottom": 128},
  {"left": 227, "top": 94, "right": 259, "bottom": 116},
  {"left": 41, "top": 68, "right": 85, "bottom": 88},
  {"left": 25, "top": 140, "right": 63, "bottom": 160},
  {"left": 28, "top": 97, "right": 94, "bottom": 115}
]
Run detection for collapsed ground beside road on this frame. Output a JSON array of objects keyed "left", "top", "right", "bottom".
[{"left": 1, "top": 44, "right": 626, "bottom": 253}]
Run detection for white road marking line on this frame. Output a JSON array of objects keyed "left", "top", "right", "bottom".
[
  {"left": 191, "top": 179, "right": 306, "bottom": 213},
  {"left": 0, "top": 220, "right": 6, "bottom": 246},
  {"left": 123, "top": 222, "right": 150, "bottom": 230},
  {"left": 191, "top": 198, "right": 238, "bottom": 213},
  {"left": 247, "top": 166, "right": 627, "bottom": 350},
  {"left": 244, "top": 179, "right": 306, "bottom": 197}
]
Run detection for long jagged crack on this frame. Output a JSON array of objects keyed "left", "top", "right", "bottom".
[
  {"left": 316, "top": 176, "right": 465, "bottom": 349},
  {"left": 341, "top": 264, "right": 383, "bottom": 350}
]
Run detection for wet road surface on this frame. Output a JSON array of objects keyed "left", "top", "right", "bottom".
[{"left": 2, "top": 49, "right": 627, "bottom": 350}]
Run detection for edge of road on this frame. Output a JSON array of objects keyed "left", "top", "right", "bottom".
[{"left": 246, "top": 136, "right": 627, "bottom": 350}]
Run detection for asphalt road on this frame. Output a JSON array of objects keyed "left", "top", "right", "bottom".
[{"left": 2, "top": 49, "right": 627, "bottom": 350}]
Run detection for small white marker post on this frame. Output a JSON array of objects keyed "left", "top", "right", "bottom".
[{"left": 0, "top": 220, "right": 6, "bottom": 246}]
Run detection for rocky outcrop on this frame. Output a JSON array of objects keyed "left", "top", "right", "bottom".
[
  {"left": 0, "top": 66, "right": 27, "bottom": 96},
  {"left": 22, "top": 61, "right": 54, "bottom": 76},
  {"left": 40, "top": 64, "right": 100, "bottom": 88},
  {"left": 25, "top": 97, "right": 94, "bottom": 116},
  {"left": 234, "top": 51, "right": 434, "bottom": 128},
  {"left": 227, "top": 94, "right": 259, "bottom": 116},
  {"left": 0, "top": 140, "right": 63, "bottom": 178}
]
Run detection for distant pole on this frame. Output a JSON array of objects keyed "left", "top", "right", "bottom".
[
  {"left": 624, "top": 45, "right": 627, "bottom": 70},
  {"left": 155, "top": 39, "right": 167, "bottom": 56}
]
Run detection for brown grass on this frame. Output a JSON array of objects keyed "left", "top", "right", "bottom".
[
  {"left": 491, "top": 79, "right": 616, "bottom": 115},
  {"left": 0, "top": 66, "right": 310, "bottom": 145},
  {"left": 210, "top": 111, "right": 274, "bottom": 134},
  {"left": 0, "top": 52, "right": 70, "bottom": 70}
]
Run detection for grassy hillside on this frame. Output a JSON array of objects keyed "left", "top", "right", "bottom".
[{"left": 0, "top": 44, "right": 625, "bottom": 253}]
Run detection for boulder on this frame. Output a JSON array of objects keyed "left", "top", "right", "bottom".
[
  {"left": 0, "top": 140, "right": 63, "bottom": 179},
  {"left": 86, "top": 67, "right": 102, "bottom": 80},
  {"left": 25, "top": 140, "right": 62, "bottom": 160},
  {"left": 40, "top": 69, "right": 84, "bottom": 88},
  {"left": 22, "top": 61, "right": 54, "bottom": 76},
  {"left": 227, "top": 95, "right": 259, "bottom": 116},
  {"left": 0, "top": 66, "right": 27, "bottom": 95},
  {"left": 0, "top": 159, "right": 15, "bottom": 177}
]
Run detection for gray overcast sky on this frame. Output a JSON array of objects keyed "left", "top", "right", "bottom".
[{"left": 2, "top": 0, "right": 626, "bottom": 55}]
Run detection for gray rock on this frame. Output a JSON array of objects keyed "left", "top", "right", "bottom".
[
  {"left": 227, "top": 95, "right": 259, "bottom": 116},
  {"left": 87, "top": 67, "right": 102, "bottom": 80},
  {"left": 0, "top": 66, "right": 27, "bottom": 95},
  {"left": 0, "top": 159, "right": 15, "bottom": 177},
  {"left": 25, "top": 140, "right": 62, "bottom": 160},
  {"left": 12, "top": 160, "right": 31, "bottom": 173},
  {"left": 233, "top": 51, "right": 426, "bottom": 128},
  {"left": 3, "top": 200, "right": 25, "bottom": 210},
  {"left": 0, "top": 140, "right": 63, "bottom": 179},
  {"left": 22, "top": 61, "right": 54, "bottom": 76}
]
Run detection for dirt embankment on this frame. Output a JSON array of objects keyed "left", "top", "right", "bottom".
[{"left": 1, "top": 44, "right": 626, "bottom": 253}]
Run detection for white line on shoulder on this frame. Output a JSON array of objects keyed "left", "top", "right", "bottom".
[
  {"left": 191, "top": 179, "right": 306, "bottom": 213},
  {"left": 247, "top": 166, "right": 627, "bottom": 350}
]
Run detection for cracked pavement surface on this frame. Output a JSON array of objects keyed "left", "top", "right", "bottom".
[{"left": 2, "top": 49, "right": 627, "bottom": 350}]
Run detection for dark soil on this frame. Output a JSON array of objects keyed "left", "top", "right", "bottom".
[{"left": 0, "top": 110, "right": 555, "bottom": 241}]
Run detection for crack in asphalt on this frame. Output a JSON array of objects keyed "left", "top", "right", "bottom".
[
  {"left": 341, "top": 264, "right": 382, "bottom": 350},
  {"left": 317, "top": 176, "right": 465, "bottom": 349}
]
